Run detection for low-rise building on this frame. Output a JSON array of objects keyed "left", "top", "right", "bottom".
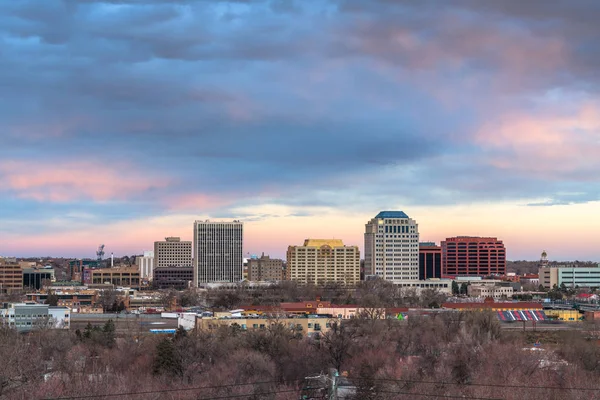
[
  {"left": 23, "top": 267, "right": 55, "bottom": 290},
  {"left": 539, "top": 265, "right": 600, "bottom": 289},
  {"left": 195, "top": 315, "right": 333, "bottom": 337},
  {"left": 391, "top": 278, "right": 453, "bottom": 294},
  {"left": 468, "top": 284, "right": 514, "bottom": 299},
  {"left": 0, "top": 303, "right": 70, "bottom": 332},
  {"left": 87, "top": 267, "right": 140, "bottom": 288},
  {"left": 27, "top": 288, "right": 98, "bottom": 309}
]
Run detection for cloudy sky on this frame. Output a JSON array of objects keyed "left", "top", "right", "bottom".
[{"left": 1, "top": 0, "right": 599, "bottom": 261}]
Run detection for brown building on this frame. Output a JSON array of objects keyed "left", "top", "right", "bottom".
[
  {"left": 88, "top": 267, "right": 140, "bottom": 287},
  {"left": 0, "top": 257, "right": 23, "bottom": 294},
  {"left": 419, "top": 242, "right": 442, "bottom": 280},
  {"left": 153, "top": 267, "right": 194, "bottom": 289},
  {"left": 247, "top": 254, "right": 284, "bottom": 281},
  {"left": 441, "top": 236, "right": 506, "bottom": 278}
]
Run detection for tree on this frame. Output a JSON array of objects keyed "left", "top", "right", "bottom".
[
  {"left": 318, "top": 321, "right": 356, "bottom": 371},
  {"left": 460, "top": 283, "right": 468, "bottom": 295},
  {"left": 179, "top": 289, "right": 200, "bottom": 308},
  {"left": 45, "top": 291, "right": 59, "bottom": 307},
  {"left": 159, "top": 289, "right": 178, "bottom": 310},
  {"left": 153, "top": 338, "right": 183, "bottom": 377},
  {"left": 102, "top": 320, "right": 116, "bottom": 347},
  {"left": 452, "top": 281, "right": 459, "bottom": 295},
  {"left": 98, "top": 289, "right": 118, "bottom": 312}
]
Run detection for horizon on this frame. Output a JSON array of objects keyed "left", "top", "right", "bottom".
[{"left": 1, "top": 1, "right": 599, "bottom": 262}]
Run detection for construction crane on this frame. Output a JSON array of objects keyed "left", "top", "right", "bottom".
[{"left": 96, "top": 244, "right": 105, "bottom": 261}]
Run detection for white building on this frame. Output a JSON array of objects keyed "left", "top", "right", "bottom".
[
  {"left": 364, "top": 211, "right": 420, "bottom": 281},
  {"left": 137, "top": 251, "right": 155, "bottom": 280},
  {"left": 391, "top": 278, "right": 453, "bottom": 294},
  {"left": 468, "top": 284, "right": 514, "bottom": 299},
  {"left": 194, "top": 220, "right": 243, "bottom": 285},
  {"left": 154, "top": 237, "right": 192, "bottom": 268},
  {"left": 0, "top": 303, "right": 70, "bottom": 332}
]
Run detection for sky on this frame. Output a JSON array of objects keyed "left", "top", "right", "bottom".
[{"left": 1, "top": 0, "right": 599, "bottom": 261}]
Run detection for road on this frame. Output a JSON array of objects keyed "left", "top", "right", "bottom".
[
  {"left": 70, "top": 313, "right": 178, "bottom": 334},
  {"left": 500, "top": 321, "right": 581, "bottom": 330}
]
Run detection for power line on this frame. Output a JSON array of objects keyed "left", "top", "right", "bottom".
[
  {"left": 198, "top": 388, "right": 312, "bottom": 399},
  {"left": 41, "top": 379, "right": 304, "bottom": 400},
  {"left": 353, "top": 377, "right": 600, "bottom": 392},
  {"left": 342, "top": 391, "right": 502, "bottom": 400}
]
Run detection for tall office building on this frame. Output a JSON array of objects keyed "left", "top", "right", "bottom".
[
  {"left": 441, "top": 236, "right": 506, "bottom": 277},
  {"left": 364, "top": 211, "right": 420, "bottom": 281},
  {"left": 194, "top": 220, "right": 243, "bottom": 285},
  {"left": 287, "top": 239, "right": 360, "bottom": 285},
  {"left": 154, "top": 237, "right": 192, "bottom": 268},
  {"left": 419, "top": 242, "right": 442, "bottom": 280},
  {"left": 137, "top": 251, "right": 155, "bottom": 281}
]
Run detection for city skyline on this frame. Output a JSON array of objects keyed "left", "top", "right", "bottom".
[{"left": 1, "top": 1, "right": 599, "bottom": 262}]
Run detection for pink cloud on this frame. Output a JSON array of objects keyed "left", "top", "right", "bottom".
[
  {"left": 0, "top": 160, "right": 170, "bottom": 202},
  {"left": 475, "top": 102, "right": 600, "bottom": 177}
]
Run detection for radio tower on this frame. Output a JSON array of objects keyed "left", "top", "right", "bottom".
[{"left": 96, "top": 244, "right": 105, "bottom": 261}]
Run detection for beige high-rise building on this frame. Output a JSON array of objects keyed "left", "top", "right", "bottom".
[
  {"left": 154, "top": 237, "right": 192, "bottom": 268},
  {"left": 364, "top": 211, "right": 419, "bottom": 281},
  {"left": 286, "top": 239, "right": 360, "bottom": 285}
]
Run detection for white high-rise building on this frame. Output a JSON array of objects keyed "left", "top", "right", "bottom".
[
  {"left": 364, "top": 211, "right": 420, "bottom": 281},
  {"left": 194, "top": 220, "right": 243, "bottom": 285},
  {"left": 137, "top": 251, "right": 154, "bottom": 280}
]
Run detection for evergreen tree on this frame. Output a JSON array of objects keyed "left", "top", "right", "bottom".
[
  {"left": 153, "top": 338, "right": 183, "bottom": 377},
  {"left": 102, "top": 319, "right": 116, "bottom": 347},
  {"left": 451, "top": 281, "right": 459, "bottom": 295}
]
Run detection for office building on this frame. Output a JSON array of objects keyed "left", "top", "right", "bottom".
[
  {"left": 67, "top": 259, "right": 100, "bottom": 281},
  {"left": 419, "top": 242, "right": 442, "bottom": 280},
  {"left": 154, "top": 237, "right": 192, "bottom": 268},
  {"left": 539, "top": 265, "right": 600, "bottom": 289},
  {"left": 22, "top": 267, "right": 55, "bottom": 290},
  {"left": 0, "top": 257, "right": 23, "bottom": 293},
  {"left": 441, "top": 236, "right": 506, "bottom": 277},
  {"left": 153, "top": 267, "right": 194, "bottom": 289},
  {"left": 0, "top": 303, "right": 70, "bottom": 332},
  {"left": 247, "top": 254, "right": 284, "bottom": 281},
  {"left": 286, "top": 239, "right": 360, "bottom": 285},
  {"left": 83, "top": 266, "right": 140, "bottom": 287},
  {"left": 364, "top": 211, "right": 420, "bottom": 281},
  {"left": 194, "top": 220, "right": 243, "bottom": 284},
  {"left": 137, "top": 251, "right": 155, "bottom": 281}
]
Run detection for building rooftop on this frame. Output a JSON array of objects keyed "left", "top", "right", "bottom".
[
  {"left": 375, "top": 211, "right": 409, "bottom": 219},
  {"left": 302, "top": 239, "right": 345, "bottom": 247}
]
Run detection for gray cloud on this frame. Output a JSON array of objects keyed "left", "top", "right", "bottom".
[{"left": 0, "top": 0, "right": 599, "bottom": 221}]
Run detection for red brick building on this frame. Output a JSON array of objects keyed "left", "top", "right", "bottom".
[{"left": 441, "top": 236, "right": 506, "bottom": 277}]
